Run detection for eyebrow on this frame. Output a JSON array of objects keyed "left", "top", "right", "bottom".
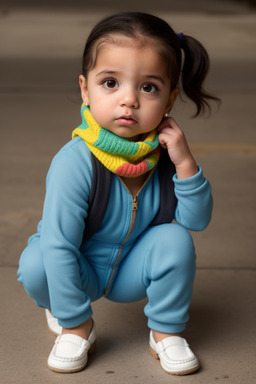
[
  {"left": 145, "top": 75, "right": 166, "bottom": 85},
  {"left": 96, "top": 70, "right": 117, "bottom": 77},
  {"left": 96, "top": 70, "right": 166, "bottom": 85}
]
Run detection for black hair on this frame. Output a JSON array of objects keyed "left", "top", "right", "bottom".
[{"left": 82, "top": 12, "right": 220, "bottom": 116}]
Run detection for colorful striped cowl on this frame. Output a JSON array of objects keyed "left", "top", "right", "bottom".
[{"left": 72, "top": 104, "right": 160, "bottom": 178}]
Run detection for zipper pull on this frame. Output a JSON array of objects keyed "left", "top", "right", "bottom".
[{"left": 132, "top": 195, "right": 138, "bottom": 211}]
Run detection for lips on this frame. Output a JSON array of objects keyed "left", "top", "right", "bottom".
[{"left": 116, "top": 115, "right": 137, "bottom": 126}]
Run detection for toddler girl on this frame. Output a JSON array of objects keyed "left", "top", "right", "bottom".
[{"left": 18, "top": 12, "right": 217, "bottom": 376}]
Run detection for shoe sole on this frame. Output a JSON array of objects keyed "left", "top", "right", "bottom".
[
  {"left": 149, "top": 345, "right": 200, "bottom": 376},
  {"left": 47, "top": 340, "right": 96, "bottom": 373}
]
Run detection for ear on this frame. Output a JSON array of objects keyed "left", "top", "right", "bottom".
[
  {"left": 79, "top": 75, "right": 89, "bottom": 105},
  {"left": 164, "top": 88, "right": 179, "bottom": 115}
]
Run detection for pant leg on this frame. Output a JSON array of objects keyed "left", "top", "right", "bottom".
[
  {"left": 17, "top": 236, "right": 100, "bottom": 327},
  {"left": 107, "top": 223, "right": 196, "bottom": 334}
]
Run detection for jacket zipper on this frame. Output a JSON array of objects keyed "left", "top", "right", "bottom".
[{"left": 103, "top": 172, "right": 153, "bottom": 296}]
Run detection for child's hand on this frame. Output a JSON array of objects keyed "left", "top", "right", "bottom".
[{"left": 158, "top": 117, "right": 198, "bottom": 179}]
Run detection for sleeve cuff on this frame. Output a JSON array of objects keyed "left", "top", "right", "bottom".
[{"left": 172, "top": 166, "right": 204, "bottom": 191}]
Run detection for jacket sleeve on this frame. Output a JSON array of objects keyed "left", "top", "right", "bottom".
[
  {"left": 173, "top": 166, "right": 213, "bottom": 231},
  {"left": 39, "top": 142, "right": 93, "bottom": 328}
]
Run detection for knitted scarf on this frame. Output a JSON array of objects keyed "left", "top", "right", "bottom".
[{"left": 72, "top": 104, "right": 160, "bottom": 177}]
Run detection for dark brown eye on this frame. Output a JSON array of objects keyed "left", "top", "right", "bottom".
[
  {"left": 141, "top": 83, "right": 157, "bottom": 93},
  {"left": 104, "top": 79, "right": 118, "bottom": 89}
]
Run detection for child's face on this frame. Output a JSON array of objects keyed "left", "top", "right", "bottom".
[{"left": 80, "top": 39, "right": 178, "bottom": 141}]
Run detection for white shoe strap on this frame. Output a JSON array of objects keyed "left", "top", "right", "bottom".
[
  {"left": 55, "top": 333, "right": 87, "bottom": 347},
  {"left": 156, "top": 336, "right": 189, "bottom": 354}
]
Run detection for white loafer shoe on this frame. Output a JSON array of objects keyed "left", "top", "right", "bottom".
[
  {"left": 149, "top": 331, "right": 200, "bottom": 375},
  {"left": 47, "top": 322, "right": 96, "bottom": 373},
  {"left": 45, "top": 310, "right": 62, "bottom": 336}
]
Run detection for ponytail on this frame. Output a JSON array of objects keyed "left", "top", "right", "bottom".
[{"left": 179, "top": 34, "right": 220, "bottom": 116}]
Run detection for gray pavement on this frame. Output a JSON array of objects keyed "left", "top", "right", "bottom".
[{"left": 1, "top": 1, "right": 256, "bottom": 383}]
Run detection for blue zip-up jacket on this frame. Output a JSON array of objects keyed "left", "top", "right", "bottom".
[{"left": 31, "top": 136, "right": 213, "bottom": 327}]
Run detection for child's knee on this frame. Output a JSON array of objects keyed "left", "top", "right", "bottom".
[
  {"left": 150, "top": 223, "right": 194, "bottom": 249},
  {"left": 17, "top": 240, "right": 47, "bottom": 299},
  {"left": 146, "top": 223, "right": 196, "bottom": 274},
  {"left": 166, "top": 223, "right": 195, "bottom": 258}
]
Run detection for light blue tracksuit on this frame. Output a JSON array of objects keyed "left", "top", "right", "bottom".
[{"left": 18, "top": 136, "right": 213, "bottom": 333}]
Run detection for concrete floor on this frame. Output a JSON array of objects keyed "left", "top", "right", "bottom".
[{"left": 0, "top": 1, "right": 256, "bottom": 383}]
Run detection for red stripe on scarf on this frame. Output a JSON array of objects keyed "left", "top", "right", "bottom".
[{"left": 116, "top": 161, "right": 149, "bottom": 177}]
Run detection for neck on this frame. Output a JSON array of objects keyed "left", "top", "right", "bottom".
[{"left": 126, "top": 134, "right": 143, "bottom": 142}]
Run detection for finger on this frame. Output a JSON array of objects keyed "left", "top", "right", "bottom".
[
  {"left": 158, "top": 126, "right": 175, "bottom": 136},
  {"left": 158, "top": 132, "right": 172, "bottom": 148},
  {"left": 158, "top": 117, "right": 180, "bottom": 133}
]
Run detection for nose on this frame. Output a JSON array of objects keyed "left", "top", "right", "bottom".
[{"left": 120, "top": 87, "right": 139, "bottom": 109}]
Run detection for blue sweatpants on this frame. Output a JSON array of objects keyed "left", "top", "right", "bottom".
[{"left": 18, "top": 223, "right": 196, "bottom": 333}]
